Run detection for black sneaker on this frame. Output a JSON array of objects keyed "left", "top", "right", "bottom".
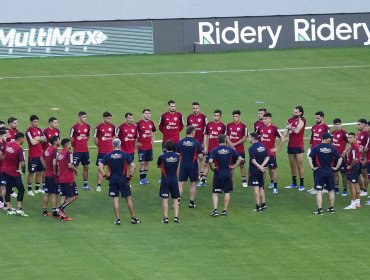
[
  {"left": 256, "top": 207, "right": 263, "bottom": 212},
  {"left": 131, "top": 217, "right": 141, "bottom": 224},
  {"left": 189, "top": 202, "right": 196, "bottom": 208},
  {"left": 312, "top": 209, "right": 323, "bottom": 215},
  {"left": 261, "top": 204, "right": 267, "bottom": 210},
  {"left": 326, "top": 207, "right": 335, "bottom": 213},
  {"left": 43, "top": 211, "right": 51, "bottom": 217},
  {"left": 162, "top": 217, "right": 169, "bottom": 224},
  {"left": 221, "top": 210, "right": 227, "bottom": 216},
  {"left": 114, "top": 219, "right": 121, "bottom": 225},
  {"left": 211, "top": 209, "right": 218, "bottom": 217},
  {"left": 174, "top": 217, "right": 180, "bottom": 223}
]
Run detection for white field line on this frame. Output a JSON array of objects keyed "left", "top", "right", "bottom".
[{"left": 1, "top": 65, "right": 370, "bottom": 80}]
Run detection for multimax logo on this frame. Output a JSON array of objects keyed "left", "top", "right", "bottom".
[{"left": 0, "top": 27, "right": 108, "bottom": 48}]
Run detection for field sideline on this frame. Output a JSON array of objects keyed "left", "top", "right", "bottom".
[{"left": 1, "top": 47, "right": 369, "bottom": 280}]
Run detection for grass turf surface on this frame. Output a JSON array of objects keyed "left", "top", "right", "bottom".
[{"left": 1, "top": 47, "right": 370, "bottom": 280}]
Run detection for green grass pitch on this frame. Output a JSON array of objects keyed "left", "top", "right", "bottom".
[{"left": 1, "top": 47, "right": 369, "bottom": 280}]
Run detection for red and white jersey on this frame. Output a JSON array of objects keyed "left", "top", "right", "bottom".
[
  {"left": 366, "top": 132, "right": 370, "bottom": 163},
  {"left": 44, "top": 146, "right": 57, "bottom": 177},
  {"left": 70, "top": 123, "right": 90, "bottom": 153},
  {"left": 205, "top": 121, "right": 226, "bottom": 152},
  {"left": 310, "top": 123, "right": 330, "bottom": 148},
  {"left": 226, "top": 122, "right": 247, "bottom": 153},
  {"left": 186, "top": 113, "right": 207, "bottom": 144},
  {"left": 253, "top": 120, "right": 264, "bottom": 133},
  {"left": 287, "top": 117, "right": 306, "bottom": 149},
  {"left": 1, "top": 142, "right": 25, "bottom": 177},
  {"left": 159, "top": 111, "right": 184, "bottom": 144},
  {"left": 6, "top": 128, "right": 18, "bottom": 142},
  {"left": 94, "top": 123, "right": 115, "bottom": 154},
  {"left": 332, "top": 129, "right": 348, "bottom": 155},
  {"left": 356, "top": 130, "right": 368, "bottom": 149},
  {"left": 57, "top": 149, "right": 74, "bottom": 183},
  {"left": 42, "top": 127, "right": 60, "bottom": 151},
  {"left": 258, "top": 124, "right": 282, "bottom": 156},
  {"left": 116, "top": 123, "right": 137, "bottom": 154},
  {"left": 0, "top": 140, "right": 5, "bottom": 171},
  {"left": 26, "top": 126, "right": 44, "bottom": 158},
  {"left": 136, "top": 119, "right": 156, "bottom": 151},
  {"left": 347, "top": 143, "right": 361, "bottom": 165}
]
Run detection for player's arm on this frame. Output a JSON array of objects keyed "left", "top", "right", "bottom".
[
  {"left": 208, "top": 158, "right": 215, "bottom": 171},
  {"left": 69, "top": 127, "right": 75, "bottom": 145},
  {"left": 98, "top": 162, "right": 107, "bottom": 177},
  {"left": 0, "top": 150, "right": 4, "bottom": 160},
  {"left": 18, "top": 150, "right": 26, "bottom": 175},
  {"left": 127, "top": 162, "right": 136, "bottom": 179},
  {"left": 179, "top": 114, "right": 184, "bottom": 132},
  {"left": 230, "top": 156, "right": 243, "bottom": 170},
  {"left": 251, "top": 158, "right": 266, "bottom": 172},
  {"left": 333, "top": 154, "right": 343, "bottom": 171},
  {"left": 53, "top": 158, "right": 58, "bottom": 176},
  {"left": 27, "top": 131, "right": 41, "bottom": 145},
  {"left": 40, "top": 155, "right": 46, "bottom": 169},
  {"left": 157, "top": 155, "right": 162, "bottom": 168},
  {"left": 289, "top": 119, "right": 304, "bottom": 134},
  {"left": 309, "top": 128, "right": 313, "bottom": 149},
  {"left": 68, "top": 162, "right": 78, "bottom": 173},
  {"left": 272, "top": 131, "right": 286, "bottom": 153},
  {"left": 158, "top": 115, "right": 164, "bottom": 133},
  {"left": 93, "top": 128, "right": 99, "bottom": 146}
]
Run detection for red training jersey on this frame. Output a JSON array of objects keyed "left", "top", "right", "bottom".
[
  {"left": 226, "top": 122, "right": 247, "bottom": 153},
  {"left": 159, "top": 111, "right": 184, "bottom": 144},
  {"left": 94, "top": 123, "right": 115, "bottom": 154},
  {"left": 116, "top": 123, "right": 137, "bottom": 154},
  {"left": 6, "top": 128, "right": 18, "bottom": 142},
  {"left": 254, "top": 120, "right": 264, "bottom": 133},
  {"left": 42, "top": 127, "right": 61, "bottom": 151},
  {"left": 287, "top": 117, "right": 306, "bottom": 149},
  {"left": 258, "top": 124, "right": 282, "bottom": 156},
  {"left": 332, "top": 129, "right": 347, "bottom": 155},
  {"left": 186, "top": 113, "right": 207, "bottom": 144},
  {"left": 347, "top": 143, "right": 361, "bottom": 165},
  {"left": 26, "top": 126, "right": 44, "bottom": 158},
  {"left": 0, "top": 140, "right": 6, "bottom": 172},
  {"left": 1, "top": 142, "right": 25, "bottom": 177},
  {"left": 136, "top": 119, "right": 156, "bottom": 151},
  {"left": 57, "top": 149, "right": 74, "bottom": 183},
  {"left": 310, "top": 123, "right": 330, "bottom": 148},
  {"left": 205, "top": 121, "right": 226, "bottom": 152},
  {"left": 356, "top": 130, "right": 368, "bottom": 150},
  {"left": 44, "top": 146, "right": 58, "bottom": 177},
  {"left": 70, "top": 123, "right": 90, "bottom": 153}
]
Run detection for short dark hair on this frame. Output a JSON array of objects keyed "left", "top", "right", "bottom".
[
  {"left": 7, "top": 117, "right": 17, "bottom": 124},
  {"left": 295, "top": 106, "right": 304, "bottom": 116},
  {"left": 78, "top": 111, "right": 87, "bottom": 116},
  {"left": 15, "top": 132, "right": 24, "bottom": 140},
  {"left": 348, "top": 132, "right": 356, "bottom": 137},
  {"left": 358, "top": 118, "right": 367, "bottom": 124},
  {"left": 263, "top": 112, "right": 272, "bottom": 118},
  {"left": 333, "top": 118, "right": 341, "bottom": 124},
  {"left": 214, "top": 109, "right": 222, "bottom": 115},
  {"left": 315, "top": 111, "right": 325, "bottom": 117},
  {"left": 232, "top": 110, "right": 241, "bottom": 116},
  {"left": 258, "top": 108, "right": 267, "bottom": 112},
  {"left": 250, "top": 132, "right": 259, "bottom": 141},
  {"left": 61, "top": 138, "right": 70, "bottom": 147},
  {"left": 30, "top": 115, "right": 39, "bottom": 122},
  {"left": 0, "top": 121, "right": 5, "bottom": 126},
  {"left": 217, "top": 134, "right": 226, "bottom": 144},
  {"left": 125, "top": 112, "right": 133, "bottom": 118},
  {"left": 192, "top": 102, "right": 199, "bottom": 106},
  {"left": 186, "top": 126, "right": 196, "bottom": 135},
  {"left": 142, "top": 109, "right": 150, "bottom": 113},
  {"left": 165, "top": 140, "right": 175, "bottom": 151},
  {"left": 48, "top": 117, "right": 57, "bottom": 123},
  {"left": 49, "top": 136, "right": 59, "bottom": 145},
  {"left": 168, "top": 100, "right": 175, "bottom": 105},
  {"left": 0, "top": 128, "right": 8, "bottom": 136},
  {"left": 103, "top": 111, "right": 112, "bottom": 118}
]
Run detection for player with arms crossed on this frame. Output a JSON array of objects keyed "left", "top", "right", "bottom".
[
  {"left": 254, "top": 108, "right": 267, "bottom": 133},
  {"left": 6, "top": 117, "right": 18, "bottom": 142}
]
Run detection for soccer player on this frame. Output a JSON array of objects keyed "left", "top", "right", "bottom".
[
  {"left": 198, "top": 109, "right": 226, "bottom": 187},
  {"left": 0, "top": 128, "right": 10, "bottom": 208},
  {"left": 26, "top": 115, "right": 47, "bottom": 196},
  {"left": 136, "top": 109, "right": 156, "bottom": 185},
  {"left": 2, "top": 132, "right": 28, "bottom": 217},
  {"left": 308, "top": 133, "right": 342, "bottom": 215},
  {"left": 159, "top": 100, "right": 184, "bottom": 151},
  {"left": 56, "top": 138, "right": 79, "bottom": 221},
  {"left": 116, "top": 112, "right": 137, "bottom": 160},
  {"left": 177, "top": 126, "right": 203, "bottom": 208},
  {"left": 284, "top": 106, "right": 306, "bottom": 191},
  {"left": 94, "top": 111, "right": 115, "bottom": 191},
  {"left": 6, "top": 117, "right": 18, "bottom": 142},
  {"left": 41, "top": 136, "right": 60, "bottom": 218},
  {"left": 258, "top": 112, "right": 285, "bottom": 194},
  {"left": 157, "top": 140, "right": 181, "bottom": 223},
  {"left": 365, "top": 121, "right": 370, "bottom": 206},
  {"left": 98, "top": 138, "right": 141, "bottom": 225},
  {"left": 209, "top": 135, "right": 242, "bottom": 217},
  {"left": 332, "top": 118, "right": 348, "bottom": 196},
  {"left": 226, "top": 110, "right": 248, "bottom": 188},
  {"left": 70, "top": 111, "right": 92, "bottom": 190},
  {"left": 356, "top": 119, "right": 369, "bottom": 197},
  {"left": 0, "top": 121, "right": 5, "bottom": 128},
  {"left": 254, "top": 108, "right": 267, "bottom": 133},
  {"left": 344, "top": 132, "right": 361, "bottom": 210},
  {"left": 248, "top": 133, "right": 269, "bottom": 212}
]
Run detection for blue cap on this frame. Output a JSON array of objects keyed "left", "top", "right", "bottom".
[{"left": 322, "top": 132, "right": 333, "bottom": 140}]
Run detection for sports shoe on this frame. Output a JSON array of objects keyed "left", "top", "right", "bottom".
[
  {"left": 211, "top": 209, "right": 218, "bottom": 217},
  {"left": 312, "top": 209, "right": 323, "bottom": 215},
  {"left": 366, "top": 201, "right": 370, "bottom": 206},
  {"left": 356, "top": 203, "right": 361, "bottom": 208},
  {"left": 255, "top": 206, "right": 263, "bottom": 212},
  {"left": 309, "top": 189, "right": 317, "bottom": 195},
  {"left": 343, "top": 204, "right": 356, "bottom": 210},
  {"left": 272, "top": 188, "right": 278, "bottom": 194},
  {"left": 334, "top": 188, "right": 339, "bottom": 195},
  {"left": 57, "top": 208, "right": 66, "bottom": 219},
  {"left": 360, "top": 191, "right": 368, "bottom": 197},
  {"left": 189, "top": 202, "right": 196, "bottom": 208},
  {"left": 268, "top": 182, "right": 274, "bottom": 189},
  {"left": 43, "top": 211, "right": 51, "bottom": 217},
  {"left": 27, "top": 190, "right": 35, "bottom": 197},
  {"left": 139, "top": 179, "right": 146, "bottom": 185},
  {"left": 61, "top": 217, "right": 73, "bottom": 221},
  {"left": 114, "top": 219, "right": 121, "bottom": 225},
  {"left": 173, "top": 217, "right": 180, "bottom": 223},
  {"left": 197, "top": 181, "right": 206, "bottom": 187},
  {"left": 242, "top": 182, "right": 248, "bottom": 188},
  {"left": 299, "top": 186, "right": 305, "bottom": 191},
  {"left": 7, "top": 208, "right": 16, "bottom": 215},
  {"left": 131, "top": 217, "right": 141, "bottom": 224},
  {"left": 0, "top": 201, "right": 4, "bottom": 209},
  {"left": 162, "top": 217, "right": 169, "bottom": 224},
  {"left": 341, "top": 189, "right": 347, "bottom": 196},
  {"left": 326, "top": 207, "right": 335, "bottom": 213},
  {"left": 15, "top": 209, "right": 29, "bottom": 217},
  {"left": 143, "top": 178, "right": 149, "bottom": 184},
  {"left": 83, "top": 185, "right": 93, "bottom": 191},
  {"left": 96, "top": 186, "right": 101, "bottom": 192},
  {"left": 285, "top": 184, "right": 297, "bottom": 189},
  {"left": 10, "top": 192, "right": 17, "bottom": 198},
  {"left": 221, "top": 210, "right": 227, "bottom": 216},
  {"left": 34, "top": 189, "right": 43, "bottom": 194},
  {"left": 262, "top": 204, "right": 267, "bottom": 210},
  {"left": 52, "top": 212, "right": 60, "bottom": 219}
]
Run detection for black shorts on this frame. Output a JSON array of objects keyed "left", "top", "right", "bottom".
[
  {"left": 0, "top": 172, "right": 5, "bottom": 186},
  {"left": 2, "top": 173, "right": 24, "bottom": 189},
  {"left": 59, "top": 182, "right": 78, "bottom": 197},
  {"left": 179, "top": 165, "right": 199, "bottom": 182},
  {"left": 248, "top": 173, "right": 264, "bottom": 188},
  {"left": 159, "top": 177, "right": 180, "bottom": 199},
  {"left": 128, "top": 153, "right": 135, "bottom": 161},
  {"left": 314, "top": 172, "right": 335, "bottom": 191},
  {"left": 232, "top": 152, "right": 245, "bottom": 164},
  {"left": 367, "top": 162, "right": 370, "bottom": 179},
  {"left": 267, "top": 155, "right": 277, "bottom": 169},
  {"left": 346, "top": 165, "right": 360, "bottom": 184},
  {"left": 109, "top": 180, "right": 131, "bottom": 198},
  {"left": 138, "top": 149, "right": 153, "bottom": 162},
  {"left": 287, "top": 147, "right": 304, "bottom": 154},
  {"left": 28, "top": 157, "right": 44, "bottom": 173},
  {"left": 334, "top": 158, "right": 347, "bottom": 174},
  {"left": 73, "top": 152, "right": 90, "bottom": 166},
  {"left": 96, "top": 153, "right": 107, "bottom": 166},
  {"left": 212, "top": 175, "right": 233, "bottom": 193},
  {"left": 44, "top": 176, "right": 58, "bottom": 194}
]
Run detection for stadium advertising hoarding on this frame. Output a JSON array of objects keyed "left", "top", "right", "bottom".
[{"left": 0, "top": 21, "right": 154, "bottom": 58}]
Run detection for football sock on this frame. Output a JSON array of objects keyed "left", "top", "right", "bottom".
[
  {"left": 139, "top": 171, "right": 144, "bottom": 180},
  {"left": 28, "top": 184, "right": 32, "bottom": 191},
  {"left": 261, "top": 203, "right": 266, "bottom": 208},
  {"left": 83, "top": 181, "right": 88, "bottom": 187},
  {"left": 144, "top": 170, "right": 148, "bottom": 179},
  {"left": 300, "top": 178, "right": 304, "bottom": 186},
  {"left": 201, "top": 176, "right": 206, "bottom": 183},
  {"left": 242, "top": 176, "right": 247, "bottom": 182},
  {"left": 59, "top": 202, "right": 69, "bottom": 210},
  {"left": 292, "top": 176, "right": 297, "bottom": 186},
  {"left": 97, "top": 184, "right": 101, "bottom": 187},
  {"left": 274, "top": 183, "right": 278, "bottom": 189},
  {"left": 42, "top": 182, "right": 45, "bottom": 188},
  {"left": 35, "top": 183, "right": 40, "bottom": 191}
]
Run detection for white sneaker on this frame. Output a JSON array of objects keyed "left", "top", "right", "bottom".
[
  {"left": 96, "top": 186, "right": 101, "bottom": 192},
  {"left": 34, "top": 189, "right": 42, "bottom": 194},
  {"left": 360, "top": 191, "right": 368, "bottom": 197},
  {"left": 242, "top": 182, "right": 248, "bottom": 188},
  {"left": 28, "top": 190, "right": 35, "bottom": 197},
  {"left": 343, "top": 204, "right": 356, "bottom": 210},
  {"left": 309, "top": 189, "right": 317, "bottom": 195},
  {"left": 0, "top": 201, "right": 4, "bottom": 209},
  {"left": 268, "top": 183, "right": 274, "bottom": 189},
  {"left": 306, "top": 188, "right": 314, "bottom": 193},
  {"left": 10, "top": 192, "right": 18, "bottom": 198},
  {"left": 272, "top": 188, "right": 278, "bottom": 194},
  {"left": 15, "top": 209, "right": 29, "bottom": 217},
  {"left": 7, "top": 208, "right": 16, "bottom": 215}
]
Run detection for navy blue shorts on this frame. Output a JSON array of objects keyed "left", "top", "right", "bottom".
[
  {"left": 267, "top": 155, "right": 277, "bottom": 169},
  {"left": 73, "top": 152, "right": 90, "bottom": 166},
  {"left": 346, "top": 165, "right": 360, "bottom": 184},
  {"left": 28, "top": 157, "right": 44, "bottom": 173},
  {"left": 212, "top": 175, "right": 233, "bottom": 193},
  {"left": 44, "top": 176, "right": 58, "bottom": 194},
  {"left": 287, "top": 147, "right": 304, "bottom": 154},
  {"left": 367, "top": 162, "right": 370, "bottom": 179},
  {"left": 314, "top": 172, "right": 335, "bottom": 191},
  {"left": 0, "top": 172, "right": 5, "bottom": 186},
  {"left": 248, "top": 173, "right": 264, "bottom": 188},
  {"left": 179, "top": 165, "right": 199, "bottom": 182},
  {"left": 96, "top": 153, "right": 107, "bottom": 166},
  {"left": 108, "top": 180, "right": 131, "bottom": 198},
  {"left": 138, "top": 149, "right": 153, "bottom": 162},
  {"left": 128, "top": 153, "right": 135, "bottom": 161},
  {"left": 159, "top": 177, "right": 180, "bottom": 199},
  {"left": 2, "top": 173, "right": 24, "bottom": 189},
  {"left": 334, "top": 158, "right": 347, "bottom": 174},
  {"left": 360, "top": 162, "right": 367, "bottom": 170},
  {"left": 59, "top": 182, "right": 78, "bottom": 197}
]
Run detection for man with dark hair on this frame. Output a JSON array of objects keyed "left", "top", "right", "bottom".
[
  {"left": 116, "top": 112, "right": 137, "bottom": 160},
  {"left": 209, "top": 134, "right": 243, "bottom": 217},
  {"left": 308, "top": 133, "right": 342, "bottom": 215},
  {"left": 94, "top": 111, "right": 115, "bottom": 192},
  {"left": 136, "top": 109, "right": 156, "bottom": 185},
  {"left": 2, "top": 132, "right": 28, "bottom": 216},
  {"left": 0, "top": 121, "right": 5, "bottom": 128},
  {"left": 98, "top": 138, "right": 140, "bottom": 225},
  {"left": 0, "top": 128, "right": 10, "bottom": 208},
  {"left": 254, "top": 108, "right": 267, "bottom": 133},
  {"left": 6, "top": 117, "right": 18, "bottom": 142},
  {"left": 226, "top": 110, "right": 248, "bottom": 188},
  {"left": 198, "top": 109, "right": 226, "bottom": 187},
  {"left": 26, "top": 115, "right": 47, "bottom": 196},
  {"left": 70, "top": 111, "right": 92, "bottom": 190},
  {"left": 159, "top": 100, "right": 184, "bottom": 152},
  {"left": 332, "top": 118, "right": 348, "bottom": 196},
  {"left": 56, "top": 138, "right": 79, "bottom": 221},
  {"left": 285, "top": 106, "right": 306, "bottom": 190},
  {"left": 356, "top": 118, "right": 368, "bottom": 197},
  {"left": 157, "top": 140, "right": 181, "bottom": 223},
  {"left": 177, "top": 126, "right": 203, "bottom": 208}
]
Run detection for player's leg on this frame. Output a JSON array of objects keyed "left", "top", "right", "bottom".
[
  {"left": 360, "top": 165, "right": 368, "bottom": 195},
  {"left": 34, "top": 171, "right": 42, "bottom": 193},
  {"left": 162, "top": 198, "right": 169, "bottom": 220},
  {"left": 27, "top": 162, "right": 35, "bottom": 196},
  {"left": 296, "top": 153, "right": 305, "bottom": 190},
  {"left": 188, "top": 168, "right": 198, "bottom": 208},
  {"left": 113, "top": 197, "right": 121, "bottom": 221},
  {"left": 43, "top": 193, "right": 50, "bottom": 216},
  {"left": 96, "top": 153, "right": 104, "bottom": 191},
  {"left": 198, "top": 154, "right": 209, "bottom": 187},
  {"left": 14, "top": 179, "right": 27, "bottom": 217},
  {"left": 341, "top": 171, "right": 348, "bottom": 196},
  {"left": 259, "top": 186, "right": 266, "bottom": 209},
  {"left": 122, "top": 181, "right": 140, "bottom": 224},
  {"left": 287, "top": 153, "right": 298, "bottom": 188},
  {"left": 334, "top": 170, "right": 340, "bottom": 194},
  {"left": 239, "top": 153, "right": 248, "bottom": 187},
  {"left": 212, "top": 193, "right": 219, "bottom": 217},
  {"left": 223, "top": 193, "right": 231, "bottom": 212},
  {"left": 253, "top": 186, "right": 261, "bottom": 211}
]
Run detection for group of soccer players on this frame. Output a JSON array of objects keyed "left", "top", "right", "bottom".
[{"left": 0, "top": 101, "right": 369, "bottom": 223}]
